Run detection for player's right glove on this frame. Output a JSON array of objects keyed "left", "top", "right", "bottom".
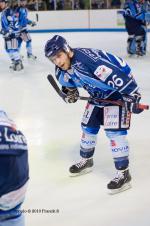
[
  {"left": 62, "top": 86, "right": 79, "bottom": 103},
  {"left": 123, "top": 92, "right": 144, "bottom": 114}
]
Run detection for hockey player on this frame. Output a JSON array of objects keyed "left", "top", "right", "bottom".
[
  {"left": 17, "top": 0, "right": 37, "bottom": 60},
  {"left": 44, "top": 35, "right": 144, "bottom": 194},
  {"left": 123, "top": 0, "right": 149, "bottom": 56},
  {"left": 0, "top": 0, "right": 24, "bottom": 71},
  {"left": 0, "top": 109, "right": 29, "bottom": 226}
]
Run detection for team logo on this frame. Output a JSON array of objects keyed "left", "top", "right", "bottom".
[{"left": 64, "top": 73, "right": 70, "bottom": 82}]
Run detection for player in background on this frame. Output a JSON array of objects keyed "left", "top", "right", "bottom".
[
  {"left": 44, "top": 35, "right": 144, "bottom": 194},
  {"left": 0, "top": 109, "right": 29, "bottom": 226},
  {"left": 123, "top": 0, "right": 149, "bottom": 56},
  {"left": 17, "top": 0, "right": 37, "bottom": 60},
  {"left": 0, "top": 0, "right": 24, "bottom": 71}
]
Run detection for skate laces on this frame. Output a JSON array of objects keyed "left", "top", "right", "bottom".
[
  {"left": 112, "top": 171, "right": 124, "bottom": 183},
  {"left": 76, "top": 159, "right": 88, "bottom": 168}
]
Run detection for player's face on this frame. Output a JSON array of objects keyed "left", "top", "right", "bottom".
[
  {"left": 138, "top": 0, "right": 144, "bottom": 3},
  {"left": 20, "top": 0, "right": 27, "bottom": 6},
  {"left": 0, "top": 2, "right": 6, "bottom": 9},
  {"left": 50, "top": 51, "right": 71, "bottom": 70}
]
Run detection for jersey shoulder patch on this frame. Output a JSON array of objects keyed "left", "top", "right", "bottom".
[{"left": 94, "top": 65, "right": 112, "bottom": 81}]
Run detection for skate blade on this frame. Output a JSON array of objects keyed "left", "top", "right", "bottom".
[
  {"left": 69, "top": 168, "right": 93, "bottom": 177},
  {"left": 128, "top": 54, "right": 134, "bottom": 57},
  {"left": 27, "top": 57, "right": 37, "bottom": 61},
  {"left": 9, "top": 67, "right": 24, "bottom": 73},
  {"left": 136, "top": 54, "right": 146, "bottom": 58},
  {"left": 108, "top": 182, "right": 132, "bottom": 195}
]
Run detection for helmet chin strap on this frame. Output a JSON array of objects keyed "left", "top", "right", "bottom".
[{"left": 67, "top": 49, "right": 74, "bottom": 58}]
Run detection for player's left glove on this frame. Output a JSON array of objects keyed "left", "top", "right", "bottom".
[
  {"left": 2, "top": 29, "right": 15, "bottom": 39},
  {"left": 124, "top": 92, "right": 144, "bottom": 114},
  {"left": 62, "top": 86, "right": 79, "bottom": 103}
]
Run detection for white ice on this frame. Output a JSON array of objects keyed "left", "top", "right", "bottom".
[{"left": 0, "top": 32, "right": 150, "bottom": 226}]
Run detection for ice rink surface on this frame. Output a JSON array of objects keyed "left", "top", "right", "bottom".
[{"left": 0, "top": 32, "right": 150, "bottom": 226}]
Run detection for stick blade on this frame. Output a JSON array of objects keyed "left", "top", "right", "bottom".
[{"left": 47, "top": 74, "right": 66, "bottom": 100}]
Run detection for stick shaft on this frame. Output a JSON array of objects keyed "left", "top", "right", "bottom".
[{"left": 47, "top": 74, "right": 149, "bottom": 110}]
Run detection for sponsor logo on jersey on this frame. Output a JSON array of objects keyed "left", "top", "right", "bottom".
[
  {"left": 4, "top": 127, "right": 27, "bottom": 144},
  {"left": 81, "top": 139, "right": 96, "bottom": 146},
  {"left": 94, "top": 65, "right": 112, "bottom": 81},
  {"left": 112, "top": 145, "right": 129, "bottom": 153},
  {"left": 111, "top": 140, "right": 116, "bottom": 147}
]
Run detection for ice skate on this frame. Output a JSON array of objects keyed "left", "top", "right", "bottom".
[
  {"left": 136, "top": 44, "right": 145, "bottom": 57},
  {"left": 9, "top": 60, "right": 15, "bottom": 69},
  {"left": 136, "top": 51, "right": 145, "bottom": 57},
  {"left": 107, "top": 169, "right": 132, "bottom": 194},
  {"left": 27, "top": 53, "right": 37, "bottom": 60},
  {"left": 11, "top": 60, "right": 24, "bottom": 71},
  {"left": 128, "top": 53, "right": 135, "bottom": 58},
  {"left": 69, "top": 158, "right": 93, "bottom": 177}
]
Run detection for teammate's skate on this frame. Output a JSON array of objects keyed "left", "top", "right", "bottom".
[
  {"left": 9, "top": 59, "right": 15, "bottom": 69},
  {"left": 12, "top": 60, "right": 24, "bottom": 71},
  {"left": 136, "top": 42, "right": 145, "bottom": 57},
  {"left": 27, "top": 53, "right": 37, "bottom": 60},
  {"left": 136, "top": 48, "right": 145, "bottom": 57},
  {"left": 107, "top": 169, "right": 131, "bottom": 194},
  {"left": 69, "top": 158, "right": 93, "bottom": 176}
]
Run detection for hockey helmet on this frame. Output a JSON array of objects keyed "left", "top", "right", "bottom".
[
  {"left": 9, "top": 0, "right": 18, "bottom": 7},
  {"left": 44, "top": 35, "right": 70, "bottom": 58},
  {"left": 0, "top": 0, "right": 8, "bottom": 3}
]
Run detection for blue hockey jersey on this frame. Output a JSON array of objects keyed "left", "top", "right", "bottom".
[
  {"left": 0, "top": 7, "right": 20, "bottom": 34},
  {"left": 0, "top": 111, "right": 29, "bottom": 197},
  {"left": 123, "top": 0, "right": 148, "bottom": 22},
  {"left": 55, "top": 48, "right": 139, "bottom": 100},
  {"left": 17, "top": 6, "right": 32, "bottom": 30}
]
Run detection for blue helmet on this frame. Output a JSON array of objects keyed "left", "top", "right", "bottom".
[
  {"left": 0, "top": 0, "right": 8, "bottom": 3},
  {"left": 44, "top": 35, "right": 70, "bottom": 58}
]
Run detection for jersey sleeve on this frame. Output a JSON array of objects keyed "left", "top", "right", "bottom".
[
  {"left": 123, "top": 1, "right": 146, "bottom": 21},
  {"left": 1, "top": 10, "right": 10, "bottom": 33}
]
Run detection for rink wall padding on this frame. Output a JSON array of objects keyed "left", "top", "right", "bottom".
[
  {"left": 28, "top": 10, "right": 150, "bottom": 33},
  {"left": 28, "top": 10, "right": 125, "bottom": 32}
]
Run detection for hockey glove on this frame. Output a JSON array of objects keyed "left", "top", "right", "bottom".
[
  {"left": 124, "top": 92, "right": 144, "bottom": 114},
  {"left": 3, "top": 30, "right": 14, "bottom": 39},
  {"left": 30, "top": 21, "right": 37, "bottom": 27},
  {"left": 62, "top": 86, "right": 79, "bottom": 103}
]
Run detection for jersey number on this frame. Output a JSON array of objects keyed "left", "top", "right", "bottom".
[{"left": 107, "top": 74, "right": 124, "bottom": 88}]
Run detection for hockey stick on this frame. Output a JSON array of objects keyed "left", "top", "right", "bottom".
[
  {"left": 47, "top": 74, "right": 66, "bottom": 100},
  {"left": 47, "top": 74, "right": 149, "bottom": 110},
  {"left": 36, "top": 13, "right": 39, "bottom": 22}
]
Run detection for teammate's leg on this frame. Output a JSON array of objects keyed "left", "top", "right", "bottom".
[
  {"left": 135, "top": 25, "right": 147, "bottom": 56},
  {"left": 20, "top": 31, "right": 37, "bottom": 59},
  {"left": 4, "top": 37, "right": 23, "bottom": 71}
]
